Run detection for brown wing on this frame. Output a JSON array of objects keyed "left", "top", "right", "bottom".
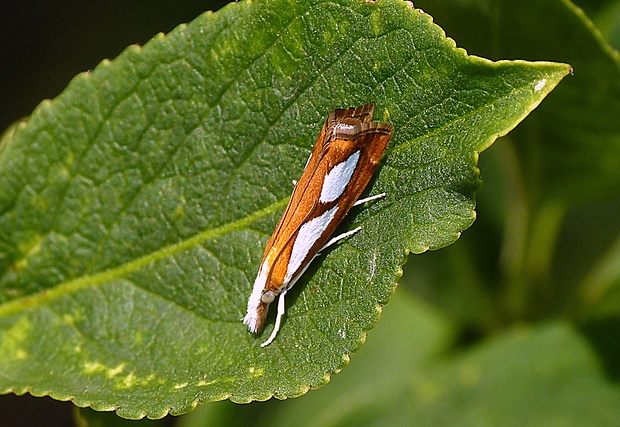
[
  {"left": 260, "top": 104, "right": 378, "bottom": 261},
  {"left": 262, "top": 104, "right": 393, "bottom": 293}
]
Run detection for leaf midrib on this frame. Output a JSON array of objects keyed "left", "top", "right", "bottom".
[
  {"left": 57, "top": 3, "right": 382, "bottom": 275},
  {"left": 0, "top": 198, "right": 288, "bottom": 318}
]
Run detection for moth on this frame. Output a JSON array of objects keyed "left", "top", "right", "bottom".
[{"left": 244, "top": 104, "right": 394, "bottom": 347}]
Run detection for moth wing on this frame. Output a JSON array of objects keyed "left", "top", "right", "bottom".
[
  {"left": 245, "top": 104, "right": 392, "bottom": 334},
  {"left": 260, "top": 104, "right": 375, "bottom": 258},
  {"left": 268, "top": 121, "right": 393, "bottom": 291}
]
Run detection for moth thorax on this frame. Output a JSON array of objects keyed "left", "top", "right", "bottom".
[{"left": 334, "top": 123, "right": 356, "bottom": 135}]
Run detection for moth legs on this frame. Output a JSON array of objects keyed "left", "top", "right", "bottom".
[{"left": 259, "top": 193, "right": 386, "bottom": 347}]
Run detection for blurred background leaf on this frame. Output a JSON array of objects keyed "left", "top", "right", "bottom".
[
  {"left": 0, "top": 2, "right": 225, "bottom": 426},
  {"left": 409, "top": 0, "right": 620, "bottom": 363}
]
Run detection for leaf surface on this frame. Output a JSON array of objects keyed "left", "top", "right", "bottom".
[{"left": 273, "top": 312, "right": 620, "bottom": 427}]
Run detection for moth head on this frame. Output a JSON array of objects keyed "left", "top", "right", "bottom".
[
  {"left": 261, "top": 290, "right": 277, "bottom": 304},
  {"left": 244, "top": 258, "right": 280, "bottom": 334}
]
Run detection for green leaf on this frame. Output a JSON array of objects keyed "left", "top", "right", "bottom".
[
  {"left": 413, "top": 0, "right": 620, "bottom": 322},
  {"left": 181, "top": 297, "right": 620, "bottom": 427},
  {"left": 273, "top": 319, "right": 620, "bottom": 427},
  {"left": 418, "top": 0, "right": 620, "bottom": 203},
  {"left": 75, "top": 407, "right": 170, "bottom": 427},
  {"left": 0, "top": 0, "right": 569, "bottom": 419},
  {"left": 179, "top": 290, "right": 456, "bottom": 426},
  {"left": 420, "top": 323, "right": 620, "bottom": 427},
  {"left": 252, "top": 297, "right": 620, "bottom": 427}
]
